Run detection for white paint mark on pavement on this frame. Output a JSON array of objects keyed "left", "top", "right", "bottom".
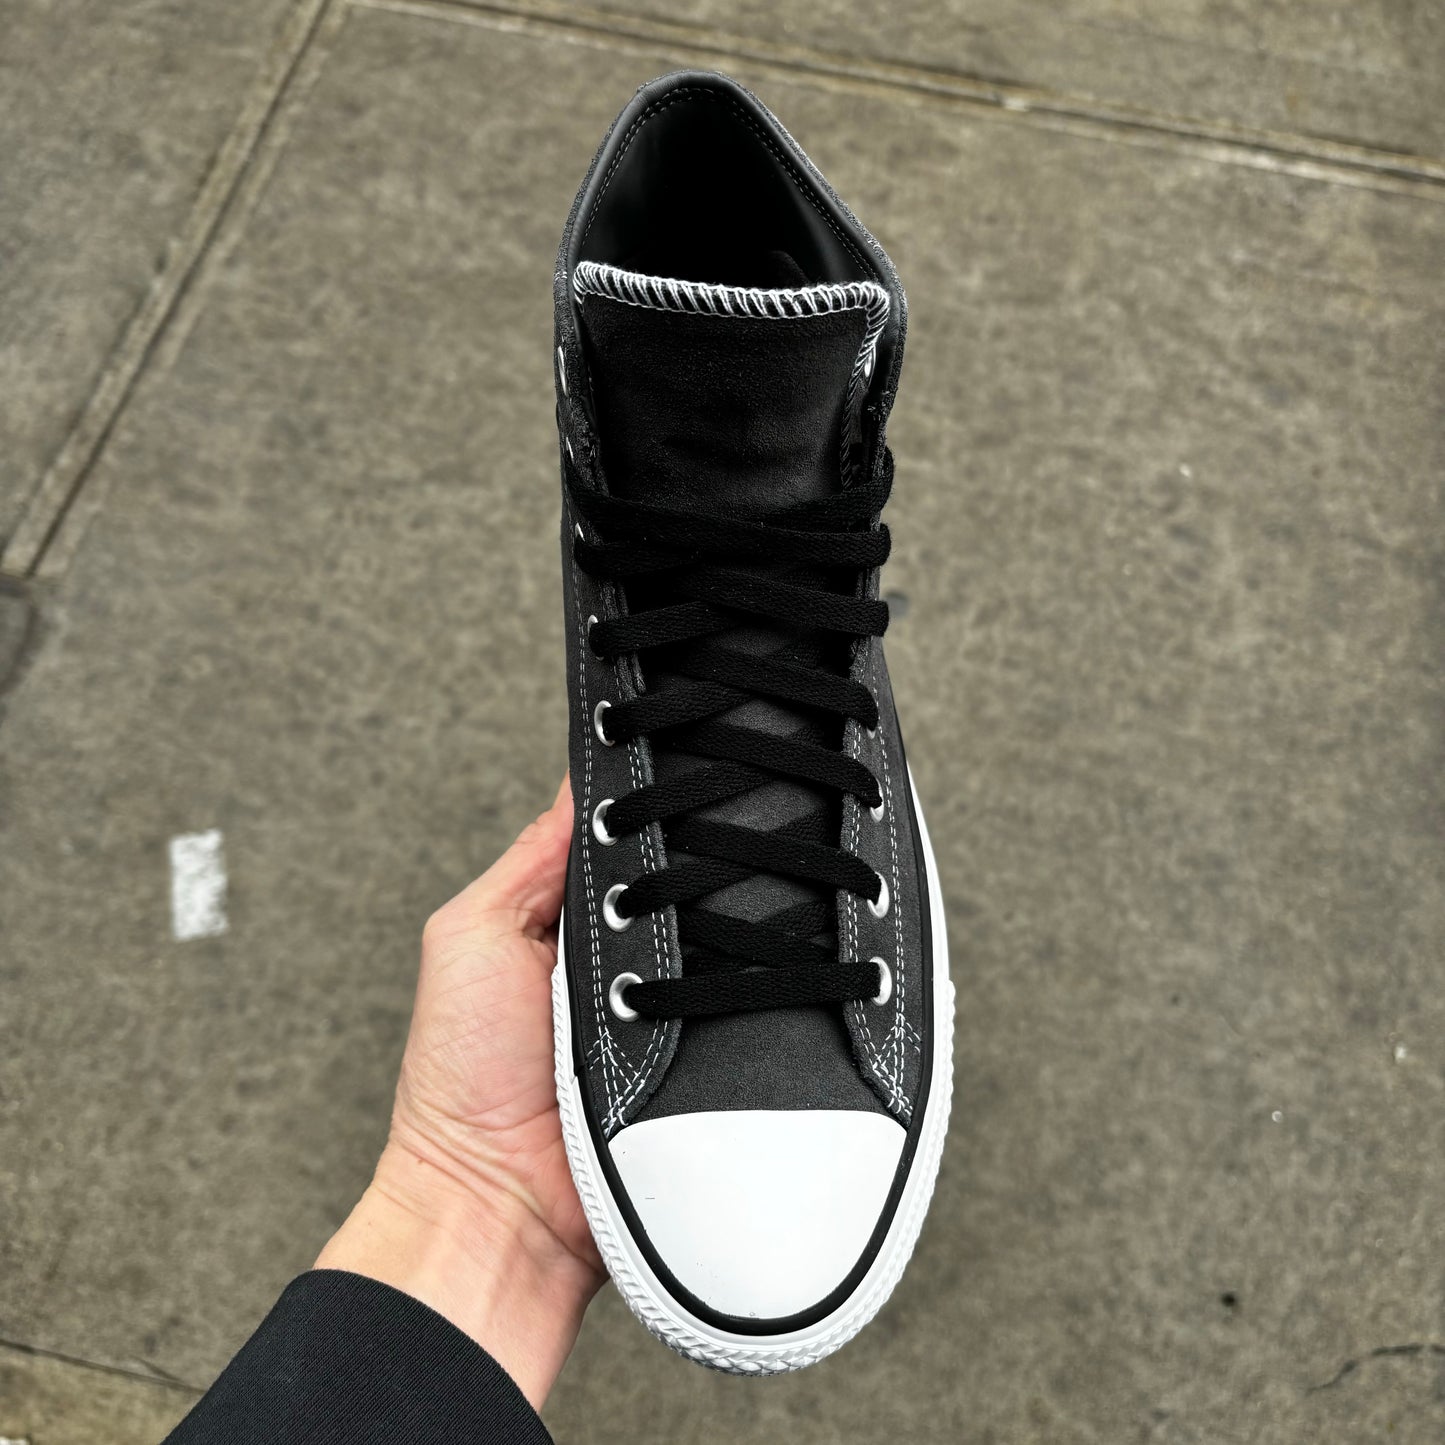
[{"left": 169, "top": 829, "right": 228, "bottom": 940}]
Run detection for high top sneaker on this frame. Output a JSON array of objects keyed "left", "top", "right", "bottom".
[{"left": 551, "top": 70, "right": 953, "bottom": 1374}]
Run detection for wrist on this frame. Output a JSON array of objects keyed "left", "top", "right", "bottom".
[{"left": 316, "top": 1142, "right": 598, "bottom": 1409}]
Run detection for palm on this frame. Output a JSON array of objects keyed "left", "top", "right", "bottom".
[{"left": 391, "top": 781, "right": 600, "bottom": 1274}]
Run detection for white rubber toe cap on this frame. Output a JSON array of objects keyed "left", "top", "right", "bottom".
[{"left": 608, "top": 1109, "right": 907, "bottom": 1321}]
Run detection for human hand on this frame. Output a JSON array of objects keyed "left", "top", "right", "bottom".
[{"left": 316, "top": 776, "right": 602, "bottom": 1408}]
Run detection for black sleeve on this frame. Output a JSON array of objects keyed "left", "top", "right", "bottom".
[{"left": 163, "top": 1269, "right": 553, "bottom": 1444}]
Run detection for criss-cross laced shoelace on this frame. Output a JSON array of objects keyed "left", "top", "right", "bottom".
[{"left": 569, "top": 445, "right": 896, "bottom": 1020}]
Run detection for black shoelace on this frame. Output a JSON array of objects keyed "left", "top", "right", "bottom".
[{"left": 568, "top": 447, "right": 895, "bottom": 1021}]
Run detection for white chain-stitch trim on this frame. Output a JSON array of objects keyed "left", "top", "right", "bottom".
[
  {"left": 573, "top": 260, "right": 889, "bottom": 471},
  {"left": 574, "top": 261, "right": 886, "bottom": 336}
]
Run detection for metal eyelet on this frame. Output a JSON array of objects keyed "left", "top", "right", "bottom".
[
  {"left": 575, "top": 523, "right": 585, "bottom": 542},
  {"left": 593, "top": 699, "right": 614, "bottom": 745},
  {"left": 557, "top": 345, "right": 568, "bottom": 397},
  {"left": 609, "top": 971, "right": 642, "bottom": 1020},
  {"left": 869, "top": 795, "right": 885, "bottom": 823},
  {"left": 870, "top": 956, "right": 893, "bottom": 1006},
  {"left": 592, "top": 798, "right": 617, "bottom": 845},
  {"left": 867, "top": 873, "right": 890, "bottom": 919},
  {"left": 602, "top": 883, "right": 632, "bottom": 931}
]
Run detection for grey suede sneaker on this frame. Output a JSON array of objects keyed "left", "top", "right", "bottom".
[{"left": 550, "top": 70, "right": 953, "bottom": 1374}]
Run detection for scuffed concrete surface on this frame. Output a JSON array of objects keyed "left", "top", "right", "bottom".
[
  {"left": 577, "top": 0, "right": 1445, "bottom": 156},
  {"left": 0, "top": 1346, "right": 192, "bottom": 1445},
  {"left": 0, "top": 0, "right": 299, "bottom": 546},
  {"left": 1, "top": 2, "right": 1442, "bottom": 1442}
]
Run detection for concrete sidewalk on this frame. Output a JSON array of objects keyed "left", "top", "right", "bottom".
[{"left": 2, "top": 3, "right": 1442, "bottom": 1442}]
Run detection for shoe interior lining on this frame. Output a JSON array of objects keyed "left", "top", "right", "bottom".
[{"left": 575, "top": 92, "right": 873, "bottom": 289}]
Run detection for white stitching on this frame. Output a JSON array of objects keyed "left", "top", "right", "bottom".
[
  {"left": 843, "top": 648, "right": 908, "bottom": 1115},
  {"left": 845, "top": 643, "right": 912, "bottom": 1116},
  {"left": 572, "top": 551, "right": 619, "bottom": 1119},
  {"left": 875, "top": 651, "right": 914, "bottom": 1111},
  {"left": 877, "top": 712, "right": 910, "bottom": 1094},
  {"left": 572, "top": 515, "right": 673, "bottom": 1126},
  {"left": 601, "top": 737, "right": 672, "bottom": 1131}
]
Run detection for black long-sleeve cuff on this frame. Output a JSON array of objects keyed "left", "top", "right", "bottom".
[{"left": 164, "top": 1269, "right": 553, "bottom": 1444}]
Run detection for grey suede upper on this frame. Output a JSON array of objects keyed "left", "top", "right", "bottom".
[{"left": 554, "top": 71, "right": 927, "bottom": 1139}]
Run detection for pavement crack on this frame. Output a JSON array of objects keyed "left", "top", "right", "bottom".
[
  {"left": 0, "top": 1336, "right": 202, "bottom": 1397},
  {"left": 0, "top": 0, "right": 341, "bottom": 582},
  {"left": 1308, "top": 1342, "right": 1445, "bottom": 1393},
  {"left": 0, "top": 577, "right": 39, "bottom": 713},
  {"left": 358, "top": 0, "right": 1445, "bottom": 199},
  {"left": 132, "top": 1356, "right": 192, "bottom": 1387}
]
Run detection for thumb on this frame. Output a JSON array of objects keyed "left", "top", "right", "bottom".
[{"left": 443, "top": 775, "right": 573, "bottom": 943}]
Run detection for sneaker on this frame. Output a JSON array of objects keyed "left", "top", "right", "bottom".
[{"left": 551, "top": 69, "right": 953, "bottom": 1374}]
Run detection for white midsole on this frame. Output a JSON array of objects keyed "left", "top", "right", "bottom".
[{"left": 552, "top": 768, "right": 955, "bottom": 1373}]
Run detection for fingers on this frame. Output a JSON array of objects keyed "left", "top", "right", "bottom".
[{"left": 434, "top": 775, "right": 573, "bottom": 944}]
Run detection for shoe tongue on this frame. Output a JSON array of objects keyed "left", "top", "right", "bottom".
[
  {"left": 572, "top": 258, "right": 888, "bottom": 930},
  {"left": 575, "top": 260, "right": 880, "bottom": 513}
]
